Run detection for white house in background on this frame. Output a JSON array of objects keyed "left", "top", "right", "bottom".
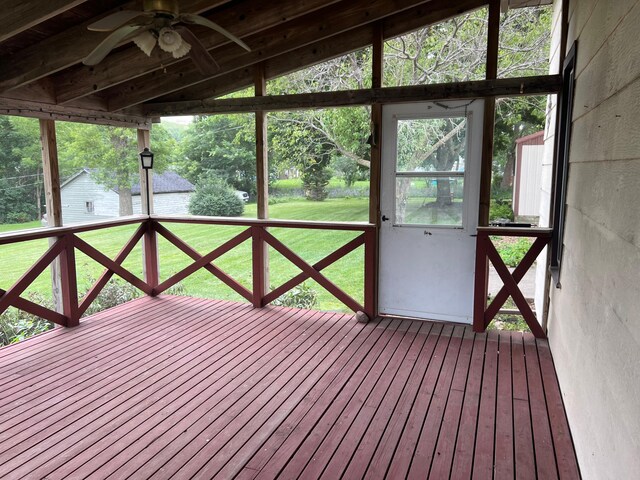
[
  {"left": 512, "top": 130, "right": 544, "bottom": 222},
  {"left": 59, "top": 169, "right": 195, "bottom": 225}
]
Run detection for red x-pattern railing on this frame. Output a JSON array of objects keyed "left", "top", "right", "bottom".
[
  {"left": 473, "top": 226, "right": 552, "bottom": 338},
  {"left": 0, "top": 216, "right": 376, "bottom": 328}
]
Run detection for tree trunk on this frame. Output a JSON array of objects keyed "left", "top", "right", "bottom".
[
  {"left": 119, "top": 188, "right": 133, "bottom": 216},
  {"left": 501, "top": 150, "right": 515, "bottom": 189},
  {"left": 436, "top": 178, "right": 452, "bottom": 206}
]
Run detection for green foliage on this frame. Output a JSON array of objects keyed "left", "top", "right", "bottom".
[
  {"left": 492, "top": 236, "right": 532, "bottom": 267},
  {"left": 489, "top": 201, "right": 515, "bottom": 221},
  {"left": 0, "top": 293, "right": 53, "bottom": 346},
  {"left": 178, "top": 114, "right": 256, "bottom": 194},
  {"left": 189, "top": 177, "right": 245, "bottom": 217},
  {"left": 301, "top": 158, "right": 332, "bottom": 201},
  {"left": 272, "top": 283, "right": 318, "bottom": 310}
]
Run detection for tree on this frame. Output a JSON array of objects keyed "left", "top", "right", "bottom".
[
  {"left": 58, "top": 123, "right": 176, "bottom": 215},
  {"left": 177, "top": 114, "right": 256, "bottom": 195}
]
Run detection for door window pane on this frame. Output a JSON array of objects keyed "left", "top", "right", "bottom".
[
  {"left": 396, "top": 117, "right": 467, "bottom": 173},
  {"left": 395, "top": 177, "right": 464, "bottom": 226}
]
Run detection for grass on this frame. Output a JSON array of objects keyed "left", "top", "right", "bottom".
[
  {"left": 0, "top": 198, "right": 370, "bottom": 313},
  {"left": 271, "top": 178, "right": 369, "bottom": 191}
]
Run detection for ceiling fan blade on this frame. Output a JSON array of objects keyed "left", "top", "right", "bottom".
[
  {"left": 179, "top": 13, "right": 251, "bottom": 52},
  {"left": 175, "top": 26, "right": 220, "bottom": 76},
  {"left": 83, "top": 25, "right": 146, "bottom": 65},
  {"left": 88, "top": 10, "right": 151, "bottom": 32}
]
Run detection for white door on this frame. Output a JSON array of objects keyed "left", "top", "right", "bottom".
[{"left": 378, "top": 100, "right": 484, "bottom": 323}]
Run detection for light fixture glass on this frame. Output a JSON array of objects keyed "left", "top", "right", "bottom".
[
  {"left": 133, "top": 31, "right": 157, "bottom": 56},
  {"left": 139, "top": 147, "right": 154, "bottom": 169}
]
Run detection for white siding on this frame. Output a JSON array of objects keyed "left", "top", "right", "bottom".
[
  {"left": 543, "top": 0, "right": 640, "bottom": 478},
  {"left": 132, "top": 192, "right": 192, "bottom": 215},
  {"left": 515, "top": 144, "right": 544, "bottom": 216},
  {"left": 60, "top": 173, "right": 118, "bottom": 225}
]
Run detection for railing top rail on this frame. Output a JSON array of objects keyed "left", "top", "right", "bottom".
[
  {"left": 0, "top": 216, "right": 148, "bottom": 246},
  {"left": 151, "top": 215, "right": 376, "bottom": 231},
  {"left": 476, "top": 226, "right": 553, "bottom": 237}
]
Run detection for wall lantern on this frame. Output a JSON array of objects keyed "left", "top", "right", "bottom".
[
  {"left": 139, "top": 147, "right": 154, "bottom": 215},
  {"left": 139, "top": 147, "right": 154, "bottom": 169}
]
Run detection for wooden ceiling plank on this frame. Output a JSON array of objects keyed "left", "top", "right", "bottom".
[
  {"left": 0, "top": 0, "right": 88, "bottom": 43},
  {"left": 141, "top": 75, "right": 562, "bottom": 116},
  {"left": 104, "top": 0, "right": 436, "bottom": 112},
  {"left": 148, "top": 0, "right": 487, "bottom": 106},
  {"left": 0, "top": 1, "right": 229, "bottom": 93},
  {"left": 53, "top": 0, "right": 341, "bottom": 104}
]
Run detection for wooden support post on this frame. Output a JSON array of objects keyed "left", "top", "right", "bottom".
[
  {"left": 137, "top": 128, "right": 158, "bottom": 290},
  {"left": 478, "top": 0, "right": 500, "bottom": 227},
  {"left": 59, "top": 233, "right": 79, "bottom": 326},
  {"left": 255, "top": 63, "right": 270, "bottom": 296},
  {"left": 473, "top": 233, "right": 489, "bottom": 332},
  {"left": 39, "top": 119, "right": 67, "bottom": 317},
  {"left": 367, "top": 23, "right": 384, "bottom": 319},
  {"left": 363, "top": 228, "right": 377, "bottom": 320},
  {"left": 251, "top": 226, "right": 265, "bottom": 308}
]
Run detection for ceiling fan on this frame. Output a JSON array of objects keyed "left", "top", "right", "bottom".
[{"left": 83, "top": 0, "right": 250, "bottom": 75}]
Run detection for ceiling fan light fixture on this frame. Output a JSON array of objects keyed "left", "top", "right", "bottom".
[
  {"left": 157, "top": 27, "right": 183, "bottom": 53},
  {"left": 172, "top": 40, "right": 191, "bottom": 59},
  {"left": 133, "top": 30, "right": 157, "bottom": 56}
]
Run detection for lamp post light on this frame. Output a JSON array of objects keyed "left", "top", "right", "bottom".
[{"left": 139, "top": 147, "right": 154, "bottom": 216}]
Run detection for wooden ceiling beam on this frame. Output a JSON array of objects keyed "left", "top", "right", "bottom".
[
  {"left": 53, "top": 0, "right": 340, "bottom": 104},
  {"left": 0, "top": 0, "right": 229, "bottom": 93},
  {"left": 140, "top": 75, "right": 562, "bottom": 116},
  {"left": 0, "top": 0, "right": 88, "bottom": 43},
  {"left": 102, "top": 0, "right": 436, "bottom": 112},
  {"left": 147, "top": 0, "right": 487, "bottom": 106},
  {"left": 0, "top": 96, "right": 151, "bottom": 129}
]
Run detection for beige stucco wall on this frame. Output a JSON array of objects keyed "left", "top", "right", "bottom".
[{"left": 546, "top": 0, "right": 640, "bottom": 478}]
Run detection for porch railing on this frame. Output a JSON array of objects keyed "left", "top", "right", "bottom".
[
  {"left": 0, "top": 216, "right": 376, "bottom": 328},
  {"left": 473, "top": 226, "right": 552, "bottom": 338}
]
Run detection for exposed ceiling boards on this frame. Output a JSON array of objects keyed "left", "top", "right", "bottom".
[{"left": 0, "top": 0, "right": 556, "bottom": 125}]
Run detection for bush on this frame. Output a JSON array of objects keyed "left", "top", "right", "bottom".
[
  {"left": 189, "top": 177, "right": 244, "bottom": 217},
  {"left": 272, "top": 283, "right": 318, "bottom": 309},
  {"left": 489, "top": 200, "right": 514, "bottom": 221},
  {"left": 492, "top": 236, "right": 532, "bottom": 267}
]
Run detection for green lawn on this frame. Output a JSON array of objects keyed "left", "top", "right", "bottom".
[{"left": 0, "top": 198, "right": 370, "bottom": 313}]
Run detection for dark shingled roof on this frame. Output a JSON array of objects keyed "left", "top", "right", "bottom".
[{"left": 132, "top": 171, "right": 195, "bottom": 195}]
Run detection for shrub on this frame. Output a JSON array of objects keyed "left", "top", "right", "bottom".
[
  {"left": 492, "top": 236, "right": 532, "bottom": 267},
  {"left": 489, "top": 200, "right": 514, "bottom": 221},
  {"left": 272, "top": 283, "right": 318, "bottom": 309},
  {"left": 301, "top": 158, "right": 332, "bottom": 201},
  {"left": 189, "top": 177, "right": 244, "bottom": 217}
]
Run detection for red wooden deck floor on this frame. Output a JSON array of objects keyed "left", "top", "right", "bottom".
[{"left": 0, "top": 296, "right": 580, "bottom": 479}]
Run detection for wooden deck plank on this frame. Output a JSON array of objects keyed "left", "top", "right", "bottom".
[
  {"left": 525, "top": 333, "right": 560, "bottom": 480},
  {"left": 251, "top": 319, "right": 402, "bottom": 480},
  {"left": 327, "top": 321, "right": 434, "bottom": 480},
  {"left": 426, "top": 328, "right": 475, "bottom": 479},
  {"left": 147, "top": 311, "right": 349, "bottom": 479},
  {"left": 407, "top": 326, "right": 465, "bottom": 479},
  {"left": 237, "top": 318, "right": 394, "bottom": 479},
  {"left": 2, "top": 300, "right": 283, "bottom": 478},
  {"left": 363, "top": 323, "right": 444, "bottom": 478},
  {"left": 536, "top": 340, "right": 581, "bottom": 479},
  {"left": 38, "top": 307, "right": 324, "bottom": 479},
  {"left": 494, "top": 331, "right": 515, "bottom": 478},
  {"left": 0, "top": 297, "right": 580, "bottom": 480},
  {"left": 472, "top": 329, "right": 500, "bottom": 479},
  {"left": 512, "top": 331, "right": 537, "bottom": 480},
  {"left": 307, "top": 320, "right": 423, "bottom": 479},
  {"left": 386, "top": 324, "right": 455, "bottom": 479}
]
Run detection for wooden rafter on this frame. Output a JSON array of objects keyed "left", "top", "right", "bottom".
[
  {"left": 0, "top": 0, "right": 87, "bottom": 44},
  {"left": 102, "top": 0, "right": 436, "bottom": 111},
  {"left": 144, "top": 0, "right": 487, "bottom": 108},
  {"left": 53, "top": 0, "right": 340, "bottom": 104}
]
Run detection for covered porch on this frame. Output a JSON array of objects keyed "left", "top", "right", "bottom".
[{"left": 0, "top": 295, "right": 579, "bottom": 479}]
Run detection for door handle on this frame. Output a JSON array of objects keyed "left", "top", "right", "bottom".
[{"left": 381, "top": 215, "right": 389, "bottom": 222}]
